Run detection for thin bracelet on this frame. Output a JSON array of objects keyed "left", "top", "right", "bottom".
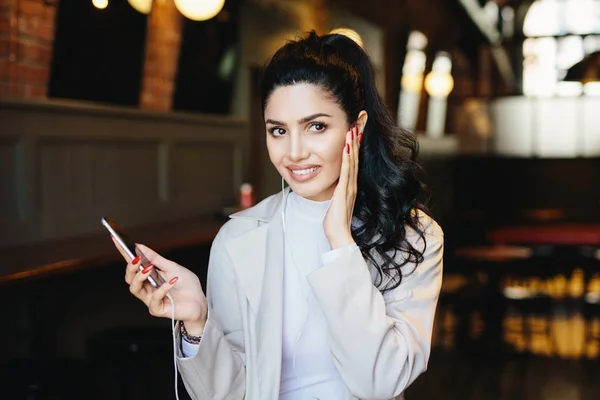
[{"left": 179, "top": 320, "right": 203, "bottom": 344}]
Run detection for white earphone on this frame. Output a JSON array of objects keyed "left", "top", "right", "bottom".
[{"left": 281, "top": 176, "right": 287, "bottom": 234}]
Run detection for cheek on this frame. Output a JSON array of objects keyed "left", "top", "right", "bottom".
[
  {"left": 319, "top": 141, "right": 344, "bottom": 171},
  {"left": 266, "top": 140, "right": 281, "bottom": 164}
]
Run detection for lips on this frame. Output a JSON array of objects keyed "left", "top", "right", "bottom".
[
  {"left": 287, "top": 165, "right": 322, "bottom": 183},
  {"left": 291, "top": 167, "right": 318, "bottom": 176}
]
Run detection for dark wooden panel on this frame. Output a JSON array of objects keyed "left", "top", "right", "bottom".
[
  {"left": 170, "top": 142, "right": 236, "bottom": 217},
  {"left": 37, "top": 139, "right": 160, "bottom": 239},
  {"left": 0, "top": 98, "right": 248, "bottom": 246},
  {"left": 0, "top": 140, "right": 19, "bottom": 244},
  {"left": 0, "top": 141, "right": 17, "bottom": 214}
]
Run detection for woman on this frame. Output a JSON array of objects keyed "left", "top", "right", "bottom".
[{"left": 117, "top": 31, "right": 443, "bottom": 400}]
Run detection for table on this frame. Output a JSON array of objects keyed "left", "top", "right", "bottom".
[
  {"left": 0, "top": 216, "right": 224, "bottom": 360},
  {"left": 487, "top": 223, "right": 600, "bottom": 246},
  {"left": 483, "top": 223, "right": 600, "bottom": 353},
  {"left": 0, "top": 217, "right": 223, "bottom": 286}
]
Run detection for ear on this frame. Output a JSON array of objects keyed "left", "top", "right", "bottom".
[{"left": 356, "top": 110, "right": 368, "bottom": 134}]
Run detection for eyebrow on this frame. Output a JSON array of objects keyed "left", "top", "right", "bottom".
[{"left": 265, "top": 113, "right": 332, "bottom": 126}]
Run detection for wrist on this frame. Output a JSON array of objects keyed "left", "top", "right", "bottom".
[
  {"left": 182, "top": 318, "right": 206, "bottom": 336},
  {"left": 328, "top": 231, "right": 354, "bottom": 250}
]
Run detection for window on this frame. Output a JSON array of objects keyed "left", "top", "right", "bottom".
[
  {"left": 49, "top": 0, "right": 240, "bottom": 114},
  {"left": 49, "top": 0, "right": 147, "bottom": 106},
  {"left": 522, "top": 0, "right": 600, "bottom": 97},
  {"left": 173, "top": 2, "right": 239, "bottom": 115}
]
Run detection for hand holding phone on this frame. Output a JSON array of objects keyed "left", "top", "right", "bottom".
[
  {"left": 101, "top": 217, "right": 165, "bottom": 288},
  {"left": 102, "top": 217, "right": 208, "bottom": 330}
]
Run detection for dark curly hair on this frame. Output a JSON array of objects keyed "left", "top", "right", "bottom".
[{"left": 260, "top": 31, "right": 428, "bottom": 292}]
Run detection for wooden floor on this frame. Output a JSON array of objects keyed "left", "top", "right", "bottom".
[
  {"left": 3, "top": 256, "right": 600, "bottom": 399},
  {"left": 405, "top": 270, "right": 600, "bottom": 400},
  {"left": 406, "top": 351, "right": 600, "bottom": 400}
]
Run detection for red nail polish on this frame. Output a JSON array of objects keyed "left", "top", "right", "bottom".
[
  {"left": 169, "top": 277, "right": 178, "bottom": 285},
  {"left": 132, "top": 255, "right": 141, "bottom": 265},
  {"left": 142, "top": 264, "right": 153, "bottom": 274},
  {"left": 346, "top": 143, "right": 350, "bottom": 154},
  {"left": 359, "top": 134, "right": 363, "bottom": 144}
]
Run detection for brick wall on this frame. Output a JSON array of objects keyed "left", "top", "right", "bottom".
[
  {"left": 0, "top": 0, "right": 58, "bottom": 98},
  {"left": 139, "top": 0, "right": 181, "bottom": 111}
]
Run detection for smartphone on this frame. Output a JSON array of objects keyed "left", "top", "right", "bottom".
[{"left": 101, "top": 217, "right": 165, "bottom": 288}]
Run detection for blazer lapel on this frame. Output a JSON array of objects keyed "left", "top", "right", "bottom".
[
  {"left": 255, "top": 209, "right": 284, "bottom": 398},
  {"left": 225, "top": 225, "right": 269, "bottom": 314},
  {"left": 224, "top": 188, "right": 286, "bottom": 313},
  {"left": 225, "top": 189, "right": 287, "bottom": 398}
]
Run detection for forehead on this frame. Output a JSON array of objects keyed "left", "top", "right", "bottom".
[{"left": 264, "top": 83, "right": 344, "bottom": 121}]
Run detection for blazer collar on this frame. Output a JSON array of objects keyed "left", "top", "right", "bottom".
[{"left": 224, "top": 187, "right": 289, "bottom": 313}]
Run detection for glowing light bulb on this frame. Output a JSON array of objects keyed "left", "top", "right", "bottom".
[
  {"left": 424, "top": 73, "right": 454, "bottom": 98},
  {"left": 127, "top": 0, "right": 152, "bottom": 14},
  {"left": 93, "top": 0, "right": 108, "bottom": 10},
  {"left": 424, "top": 53, "right": 454, "bottom": 98},
  {"left": 174, "top": 0, "right": 225, "bottom": 21}
]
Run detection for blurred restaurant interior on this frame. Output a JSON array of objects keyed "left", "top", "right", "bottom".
[{"left": 1, "top": 0, "right": 600, "bottom": 398}]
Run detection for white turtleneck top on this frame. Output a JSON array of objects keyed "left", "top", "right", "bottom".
[
  {"left": 182, "top": 191, "right": 357, "bottom": 399},
  {"left": 278, "top": 191, "right": 349, "bottom": 399}
]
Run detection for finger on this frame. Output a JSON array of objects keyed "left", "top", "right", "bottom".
[
  {"left": 135, "top": 244, "right": 178, "bottom": 273},
  {"left": 353, "top": 126, "right": 360, "bottom": 160},
  {"left": 346, "top": 128, "right": 353, "bottom": 193},
  {"left": 125, "top": 255, "right": 143, "bottom": 285},
  {"left": 130, "top": 263, "right": 154, "bottom": 302},
  {"left": 148, "top": 276, "right": 178, "bottom": 317},
  {"left": 359, "top": 127, "right": 363, "bottom": 146},
  {"left": 338, "top": 129, "right": 352, "bottom": 192},
  {"left": 348, "top": 126, "right": 357, "bottom": 194},
  {"left": 352, "top": 126, "right": 360, "bottom": 194}
]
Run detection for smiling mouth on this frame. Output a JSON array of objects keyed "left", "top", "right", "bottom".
[
  {"left": 291, "top": 167, "right": 318, "bottom": 176},
  {"left": 287, "top": 166, "right": 321, "bottom": 182}
]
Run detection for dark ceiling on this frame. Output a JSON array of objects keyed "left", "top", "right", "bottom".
[{"left": 336, "top": 0, "right": 533, "bottom": 47}]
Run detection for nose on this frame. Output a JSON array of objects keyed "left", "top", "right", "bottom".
[{"left": 288, "top": 132, "right": 308, "bottom": 162}]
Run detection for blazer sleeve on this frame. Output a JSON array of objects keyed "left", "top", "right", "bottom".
[
  {"left": 307, "top": 215, "right": 444, "bottom": 399},
  {"left": 175, "top": 226, "right": 246, "bottom": 400}
]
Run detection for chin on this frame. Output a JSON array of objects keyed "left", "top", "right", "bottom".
[
  {"left": 286, "top": 178, "right": 334, "bottom": 201},
  {"left": 288, "top": 185, "right": 319, "bottom": 198}
]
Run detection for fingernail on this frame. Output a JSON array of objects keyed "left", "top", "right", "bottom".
[
  {"left": 132, "top": 255, "right": 141, "bottom": 265},
  {"left": 142, "top": 264, "right": 153, "bottom": 274},
  {"left": 346, "top": 143, "right": 350, "bottom": 154},
  {"left": 359, "top": 134, "right": 363, "bottom": 144},
  {"left": 169, "top": 277, "right": 179, "bottom": 285}
]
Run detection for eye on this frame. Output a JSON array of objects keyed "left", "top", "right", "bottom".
[
  {"left": 268, "top": 127, "right": 286, "bottom": 137},
  {"left": 309, "top": 122, "right": 327, "bottom": 132}
]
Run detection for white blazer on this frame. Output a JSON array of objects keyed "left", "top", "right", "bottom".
[{"left": 176, "top": 189, "right": 444, "bottom": 400}]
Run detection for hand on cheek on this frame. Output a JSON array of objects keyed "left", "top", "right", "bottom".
[{"left": 324, "top": 125, "right": 361, "bottom": 249}]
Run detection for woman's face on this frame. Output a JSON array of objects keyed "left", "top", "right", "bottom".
[{"left": 264, "top": 83, "right": 351, "bottom": 202}]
